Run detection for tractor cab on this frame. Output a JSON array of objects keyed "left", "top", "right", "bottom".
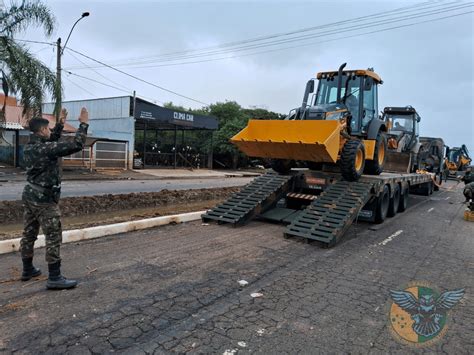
[
  {"left": 289, "top": 63, "right": 383, "bottom": 137},
  {"left": 384, "top": 106, "right": 420, "bottom": 153},
  {"left": 383, "top": 106, "right": 423, "bottom": 173}
]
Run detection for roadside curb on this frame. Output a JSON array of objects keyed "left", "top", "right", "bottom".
[{"left": 0, "top": 210, "right": 205, "bottom": 255}]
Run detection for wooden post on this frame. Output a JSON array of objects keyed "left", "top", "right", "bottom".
[{"left": 173, "top": 125, "right": 177, "bottom": 169}]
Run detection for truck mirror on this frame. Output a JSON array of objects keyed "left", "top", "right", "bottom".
[{"left": 306, "top": 80, "right": 315, "bottom": 93}]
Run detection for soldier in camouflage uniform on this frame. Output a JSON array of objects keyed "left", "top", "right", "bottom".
[
  {"left": 21, "top": 107, "right": 89, "bottom": 290},
  {"left": 460, "top": 167, "right": 474, "bottom": 203}
]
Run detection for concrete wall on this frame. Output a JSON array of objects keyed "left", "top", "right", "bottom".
[{"left": 43, "top": 97, "right": 135, "bottom": 168}]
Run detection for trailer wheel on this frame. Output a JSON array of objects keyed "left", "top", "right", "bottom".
[
  {"left": 364, "top": 132, "right": 387, "bottom": 175},
  {"left": 271, "top": 159, "right": 295, "bottom": 174},
  {"left": 421, "top": 181, "right": 432, "bottom": 196},
  {"left": 398, "top": 187, "right": 409, "bottom": 212},
  {"left": 341, "top": 140, "right": 365, "bottom": 181},
  {"left": 375, "top": 185, "right": 390, "bottom": 223},
  {"left": 387, "top": 184, "right": 400, "bottom": 217},
  {"left": 433, "top": 173, "right": 442, "bottom": 191}
]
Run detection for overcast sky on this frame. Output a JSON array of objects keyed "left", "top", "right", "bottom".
[{"left": 16, "top": 0, "right": 474, "bottom": 152}]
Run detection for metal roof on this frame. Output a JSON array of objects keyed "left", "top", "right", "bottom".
[
  {"left": 0, "top": 122, "right": 24, "bottom": 130},
  {"left": 134, "top": 98, "right": 218, "bottom": 130}
]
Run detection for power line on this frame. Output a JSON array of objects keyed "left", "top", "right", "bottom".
[
  {"left": 64, "top": 70, "right": 131, "bottom": 94},
  {"left": 84, "top": 0, "right": 444, "bottom": 66},
  {"left": 14, "top": 39, "right": 55, "bottom": 46},
  {"left": 65, "top": 50, "right": 131, "bottom": 92},
  {"left": 120, "top": 2, "right": 473, "bottom": 67},
  {"left": 64, "top": 47, "right": 210, "bottom": 106},
  {"left": 86, "top": 7, "right": 474, "bottom": 70},
  {"left": 66, "top": 1, "right": 468, "bottom": 69},
  {"left": 64, "top": 70, "right": 165, "bottom": 105},
  {"left": 63, "top": 75, "right": 98, "bottom": 98}
]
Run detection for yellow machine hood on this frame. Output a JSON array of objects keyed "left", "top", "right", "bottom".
[{"left": 230, "top": 119, "right": 342, "bottom": 163}]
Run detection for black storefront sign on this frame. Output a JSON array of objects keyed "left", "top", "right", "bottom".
[{"left": 135, "top": 99, "right": 218, "bottom": 130}]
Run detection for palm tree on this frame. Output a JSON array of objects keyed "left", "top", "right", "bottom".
[{"left": 0, "top": 0, "right": 60, "bottom": 129}]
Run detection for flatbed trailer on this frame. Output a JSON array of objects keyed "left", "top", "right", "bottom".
[{"left": 202, "top": 170, "right": 436, "bottom": 247}]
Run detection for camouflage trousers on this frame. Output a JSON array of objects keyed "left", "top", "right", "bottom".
[{"left": 20, "top": 200, "right": 62, "bottom": 264}]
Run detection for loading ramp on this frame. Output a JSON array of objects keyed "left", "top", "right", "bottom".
[
  {"left": 284, "top": 181, "right": 373, "bottom": 246},
  {"left": 201, "top": 173, "right": 294, "bottom": 225}
]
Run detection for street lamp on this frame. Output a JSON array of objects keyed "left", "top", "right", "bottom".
[{"left": 56, "top": 12, "right": 90, "bottom": 122}]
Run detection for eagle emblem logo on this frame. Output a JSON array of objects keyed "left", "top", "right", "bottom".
[{"left": 389, "top": 283, "right": 464, "bottom": 346}]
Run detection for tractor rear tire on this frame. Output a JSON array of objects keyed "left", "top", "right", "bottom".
[
  {"left": 271, "top": 159, "right": 295, "bottom": 175},
  {"left": 364, "top": 132, "right": 387, "bottom": 175},
  {"left": 340, "top": 140, "right": 366, "bottom": 182},
  {"left": 387, "top": 183, "right": 401, "bottom": 217},
  {"left": 375, "top": 184, "right": 390, "bottom": 223}
]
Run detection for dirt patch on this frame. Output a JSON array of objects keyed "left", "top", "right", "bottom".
[
  {"left": 0, "top": 188, "right": 237, "bottom": 240},
  {"left": 0, "top": 302, "right": 27, "bottom": 314}
]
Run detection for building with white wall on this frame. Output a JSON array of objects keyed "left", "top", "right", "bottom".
[{"left": 43, "top": 96, "right": 218, "bottom": 170}]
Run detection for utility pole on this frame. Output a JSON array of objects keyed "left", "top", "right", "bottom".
[
  {"left": 55, "top": 37, "right": 62, "bottom": 123},
  {"left": 54, "top": 12, "right": 90, "bottom": 123}
]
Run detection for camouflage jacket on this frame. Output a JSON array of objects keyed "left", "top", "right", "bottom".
[
  {"left": 462, "top": 171, "right": 474, "bottom": 185},
  {"left": 22, "top": 122, "right": 89, "bottom": 203}
]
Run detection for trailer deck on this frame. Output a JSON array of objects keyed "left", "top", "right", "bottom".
[{"left": 202, "top": 170, "right": 435, "bottom": 246}]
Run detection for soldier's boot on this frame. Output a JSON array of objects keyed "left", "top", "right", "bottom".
[
  {"left": 21, "top": 257, "right": 42, "bottom": 281},
  {"left": 46, "top": 261, "right": 77, "bottom": 290}
]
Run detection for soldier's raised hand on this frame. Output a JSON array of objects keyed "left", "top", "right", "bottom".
[
  {"left": 79, "top": 107, "right": 89, "bottom": 124},
  {"left": 59, "top": 108, "right": 68, "bottom": 125}
]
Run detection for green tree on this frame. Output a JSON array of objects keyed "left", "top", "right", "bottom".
[
  {"left": 0, "top": 0, "right": 59, "bottom": 128},
  {"left": 243, "top": 107, "right": 286, "bottom": 120},
  {"left": 155, "top": 101, "right": 285, "bottom": 169},
  {"left": 208, "top": 101, "right": 250, "bottom": 168}
]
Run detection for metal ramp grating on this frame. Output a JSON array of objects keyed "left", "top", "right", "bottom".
[
  {"left": 202, "top": 173, "right": 294, "bottom": 226},
  {"left": 284, "top": 181, "right": 373, "bottom": 246}
]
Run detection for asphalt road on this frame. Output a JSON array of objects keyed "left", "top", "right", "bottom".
[
  {"left": 0, "top": 177, "right": 254, "bottom": 201},
  {"left": 0, "top": 182, "right": 472, "bottom": 353}
]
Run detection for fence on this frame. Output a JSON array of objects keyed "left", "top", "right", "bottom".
[{"left": 63, "top": 140, "right": 128, "bottom": 170}]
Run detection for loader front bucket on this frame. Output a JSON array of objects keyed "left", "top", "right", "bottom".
[
  {"left": 230, "top": 120, "right": 342, "bottom": 163},
  {"left": 384, "top": 150, "right": 411, "bottom": 173}
]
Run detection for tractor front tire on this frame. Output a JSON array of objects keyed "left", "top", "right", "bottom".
[
  {"left": 341, "top": 140, "right": 365, "bottom": 182},
  {"left": 271, "top": 159, "right": 295, "bottom": 175},
  {"left": 364, "top": 132, "right": 387, "bottom": 175}
]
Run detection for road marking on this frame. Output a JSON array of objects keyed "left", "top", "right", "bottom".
[
  {"left": 428, "top": 208, "right": 434, "bottom": 213},
  {"left": 379, "top": 230, "right": 403, "bottom": 246}
]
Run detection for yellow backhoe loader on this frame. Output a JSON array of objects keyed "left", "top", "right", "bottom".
[
  {"left": 445, "top": 145, "right": 471, "bottom": 176},
  {"left": 383, "top": 106, "right": 423, "bottom": 173},
  {"left": 231, "top": 63, "right": 388, "bottom": 181}
]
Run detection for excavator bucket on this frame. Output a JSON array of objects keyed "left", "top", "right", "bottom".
[
  {"left": 230, "top": 120, "right": 342, "bottom": 163},
  {"left": 384, "top": 151, "right": 411, "bottom": 173}
]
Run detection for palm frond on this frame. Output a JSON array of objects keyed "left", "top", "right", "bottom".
[
  {"left": 0, "top": 36, "right": 61, "bottom": 118},
  {"left": 1, "top": 0, "right": 56, "bottom": 37}
]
